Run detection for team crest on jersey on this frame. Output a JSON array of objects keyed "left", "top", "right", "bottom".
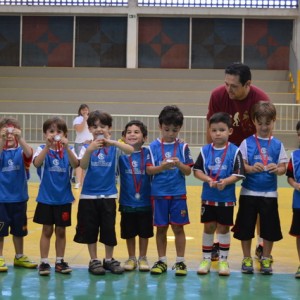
[
  {"left": 261, "top": 148, "right": 267, "bottom": 155},
  {"left": 165, "top": 152, "right": 172, "bottom": 159},
  {"left": 131, "top": 160, "right": 138, "bottom": 168},
  {"left": 215, "top": 157, "right": 222, "bottom": 164},
  {"left": 53, "top": 159, "right": 59, "bottom": 166},
  {"left": 181, "top": 209, "right": 187, "bottom": 217},
  {"left": 8, "top": 159, "right": 14, "bottom": 166},
  {"left": 98, "top": 152, "right": 105, "bottom": 160}
]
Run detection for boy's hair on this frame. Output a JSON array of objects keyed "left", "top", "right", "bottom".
[
  {"left": 225, "top": 62, "right": 251, "bottom": 86},
  {"left": 158, "top": 105, "right": 184, "bottom": 128},
  {"left": 77, "top": 104, "right": 90, "bottom": 116},
  {"left": 251, "top": 101, "right": 276, "bottom": 122},
  {"left": 0, "top": 117, "right": 21, "bottom": 129},
  {"left": 124, "top": 120, "right": 148, "bottom": 138},
  {"left": 43, "top": 117, "right": 68, "bottom": 137},
  {"left": 87, "top": 110, "right": 112, "bottom": 127},
  {"left": 296, "top": 121, "right": 300, "bottom": 131},
  {"left": 209, "top": 112, "right": 232, "bottom": 128}
]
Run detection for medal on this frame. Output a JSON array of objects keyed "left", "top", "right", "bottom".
[{"left": 128, "top": 149, "right": 144, "bottom": 201}]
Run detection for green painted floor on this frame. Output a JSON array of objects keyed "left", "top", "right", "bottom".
[{"left": 1, "top": 267, "right": 299, "bottom": 300}]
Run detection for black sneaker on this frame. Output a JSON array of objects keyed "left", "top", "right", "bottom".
[
  {"left": 211, "top": 243, "right": 220, "bottom": 261},
  {"left": 103, "top": 258, "right": 124, "bottom": 274},
  {"left": 55, "top": 259, "right": 72, "bottom": 274},
  {"left": 88, "top": 260, "right": 105, "bottom": 275},
  {"left": 38, "top": 262, "right": 51, "bottom": 276}
]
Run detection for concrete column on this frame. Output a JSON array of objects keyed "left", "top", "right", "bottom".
[{"left": 127, "top": 0, "right": 138, "bottom": 68}]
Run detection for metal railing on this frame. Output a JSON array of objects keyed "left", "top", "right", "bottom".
[{"left": 1, "top": 103, "right": 299, "bottom": 147}]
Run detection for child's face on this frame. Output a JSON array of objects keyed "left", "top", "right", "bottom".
[
  {"left": 125, "top": 125, "right": 146, "bottom": 149},
  {"left": 1, "top": 125, "right": 18, "bottom": 148},
  {"left": 44, "top": 124, "right": 65, "bottom": 140},
  {"left": 209, "top": 122, "right": 232, "bottom": 147},
  {"left": 159, "top": 124, "right": 181, "bottom": 143},
  {"left": 89, "top": 120, "right": 111, "bottom": 139},
  {"left": 80, "top": 107, "right": 89, "bottom": 117},
  {"left": 253, "top": 117, "right": 275, "bottom": 138}
]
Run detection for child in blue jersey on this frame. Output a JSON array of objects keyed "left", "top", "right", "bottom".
[
  {"left": 0, "top": 117, "right": 37, "bottom": 272},
  {"left": 33, "top": 117, "right": 79, "bottom": 276},
  {"left": 146, "top": 105, "right": 194, "bottom": 276},
  {"left": 118, "top": 120, "right": 153, "bottom": 272},
  {"left": 73, "top": 110, "right": 134, "bottom": 275},
  {"left": 286, "top": 120, "right": 300, "bottom": 279},
  {"left": 194, "top": 112, "right": 245, "bottom": 276},
  {"left": 232, "top": 101, "right": 288, "bottom": 275}
]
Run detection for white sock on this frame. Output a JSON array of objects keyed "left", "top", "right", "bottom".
[
  {"left": 202, "top": 232, "right": 214, "bottom": 260},
  {"left": 159, "top": 256, "right": 167, "bottom": 263}
]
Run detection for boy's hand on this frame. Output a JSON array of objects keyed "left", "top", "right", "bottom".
[
  {"left": 265, "top": 163, "right": 278, "bottom": 174},
  {"left": 60, "top": 136, "right": 69, "bottom": 149},
  {"left": 251, "top": 162, "right": 265, "bottom": 173}
]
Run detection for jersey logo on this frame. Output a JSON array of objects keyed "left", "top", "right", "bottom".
[
  {"left": 8, "top": 159, "right": 14, "bottom": 166},
  {"left": 53, "top": 159, "right": 59, "bottom": 166},
  {"left": 165, "top": 152, "right": 172, "bottom": 159}
]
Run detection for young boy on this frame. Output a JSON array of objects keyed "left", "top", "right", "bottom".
[
  {"left": 286, "top": 120, "right": 300, "bottom": 278},
  {"left": 33, "top": 117, "right": 79, "bottom": 276},
  {"left": 193, "top": 112, "right": 245, "bottom": 276},
  {"left": 0, "top": 117, "right": 37, "bottom": 272},
  {"left": 146, "top": 105, "right": 194, "bottom": 276},
  {"left": 118, "top": 120, "right": 153, "bottom": 272},
  {"left": 73, "top": 110, "right": 134, "bottom": 275},
  {"left": 232, "top": 101, "right": 288, "bottom": 275}
]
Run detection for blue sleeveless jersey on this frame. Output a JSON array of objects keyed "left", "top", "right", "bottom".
[
  {"left": 201, "top": 143, "right": 242, "bottom": 203},
  {"left": 81, "top": 145, "right": 118, "bottom": 196},
  {"left": 0, "top": 147, "right": 29, "bottom": 202},
  {"left": 290, "top": 150, "right": 300, "bottom": 208},
  {"left": 241, "top": 135, "right": 282, "bottom": 192},
  {"left": 118, "top": 147, "right": 151, "bottom": 207},
  {"left": 148, "top": 138, "right": 194, "bottom": 197},
  {"left": 34, "top": 145, "right": 74, "bottom": 205}
]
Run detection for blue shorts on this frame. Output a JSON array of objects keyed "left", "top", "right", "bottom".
[
  {"left": 152, "top": 197, "right": 189, "bottom": 226},
  {"left": 0, "top": 202, "right": 28, "bottom": 237}
]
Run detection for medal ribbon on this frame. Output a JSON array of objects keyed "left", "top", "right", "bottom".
[
  {"left": 254, "top": 134, "right": 271, "bottom": 167},
  {"left": 161, "top": 138, "right": 178, "bottom": 160},
  {"left": 128, "top": 149, "right": 144, "bottom": 198},
  {"left": 209, "top": 142, "right": 229, "bottom": 181}
]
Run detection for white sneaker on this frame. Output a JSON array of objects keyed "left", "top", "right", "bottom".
[
  {"left": 138, "top": 257, "right": 150, "bottom": 272},
  {"left": 197, "top": 259, "right": 211, "bottom": 275},
  {"left": 123, "top": 258, "right": 137, "bottom": 271},
  {"left": 218, "top": 261, "right": 230, "bottom": 276},
  {"left": 74, "top": 183, "right": 80, "bottom": 189}
]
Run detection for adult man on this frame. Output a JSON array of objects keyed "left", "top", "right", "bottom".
[
  {"left": 207, "top": 62, "right": 269, "bottom": 146},
  {"left": 206, "top": 62, "right": 269, "bottom": 261}
]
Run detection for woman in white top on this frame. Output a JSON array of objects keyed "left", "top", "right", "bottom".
[{"left": 73, "top": 104, "right": 93, "bottom": 188}]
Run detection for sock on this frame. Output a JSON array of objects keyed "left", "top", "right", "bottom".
[
  {"left": 41, "top": 258, "right": 49, "bottom": 264},
  {"left": 90, "top": 258, "right": 99, "bottom": 262},
  {"left": 159, "top": 256, "right": 167, "bottom": 263},
  {"left": 176, "top": 256, "right": 185, "bottom": 263},
  {"left": 202, "top": 232, "right": 214, "bottom": 260},
  {"left": 56, "top": 257, "right": 63, "bottom": 263},
  {"left": 129, "top": 256, "right": 137, "bottom": 261},
  {"left": 105, "top": 258, "right": 112, "bottom": 262},
  {"left": 218, "top": 232, "right": 230, "bottom": 261},
  {"left": 15, "top": 254, "right": 23, "bottom": 259}
]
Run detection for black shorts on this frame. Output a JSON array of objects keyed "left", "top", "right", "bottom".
[
  {"left": 232, "top": 195, "right": 282, "bottom": 242},
  {"left": 73, "top": 198, "right": 117, "bottom": 246},
  {"left": 201, "top": 204, "right": 234, "bottom": 226},
  {"left": 289, "top": 208, "right": 300, "bottom": 236},
  {"left": 120, "top": 211, "right": 154, "bottom": 239},
  {"left": 0, "top": 202, "right": 28, "bottom": 237},
  {"left": 33, "top": 202, "right": 72, "bottom": 227}
]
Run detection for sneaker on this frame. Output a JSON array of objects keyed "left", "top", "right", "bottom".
[
  {"left": 38, "top": 262, "right": 51, "bottom": 276},
  {"left": 123, "top": 258, "right": 137, "bottom": 271},
  {"left": 172, "top": 261, "right": 187, "bottom": 276},
  {"left": 88, "top": 260, "right": 105, "bottom": 275},
  {"left": 0, "top": 257, "right": 8, "bottom": 272},
  {"left": 14, "top": 255, "right": 38, "bottom": 269},
  {"left": 150, "top": 260, "right": 167, "bottom": 275},
  {"left": 138, "top": 257, "right": 150, "bottom": 272},
  {"left": 241, "top": 257, "right": 254, "bottom": 274},
  {"left": 103, "top": 258, "right": 124, "bottom": 274},
  {"left": 211, "top": 242, "right": 220, "bottom": 261},
  {"left": 197, "top": 259, "right": 211, "bottom": 275},
  {"left": 295, "top": 266, "right": 300, "bottom": 279},
  {"left": 260, "top": 257, "right": 273, "bottom": 275},
  {"left": 55, "top": 259, "right": 72, "bottom": 274},
  {"left": 74, "top": 183, "right": 80, "bottom": 189},
  {"left": 218, "top": 261, "right": 230, "bottom": 276}
]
